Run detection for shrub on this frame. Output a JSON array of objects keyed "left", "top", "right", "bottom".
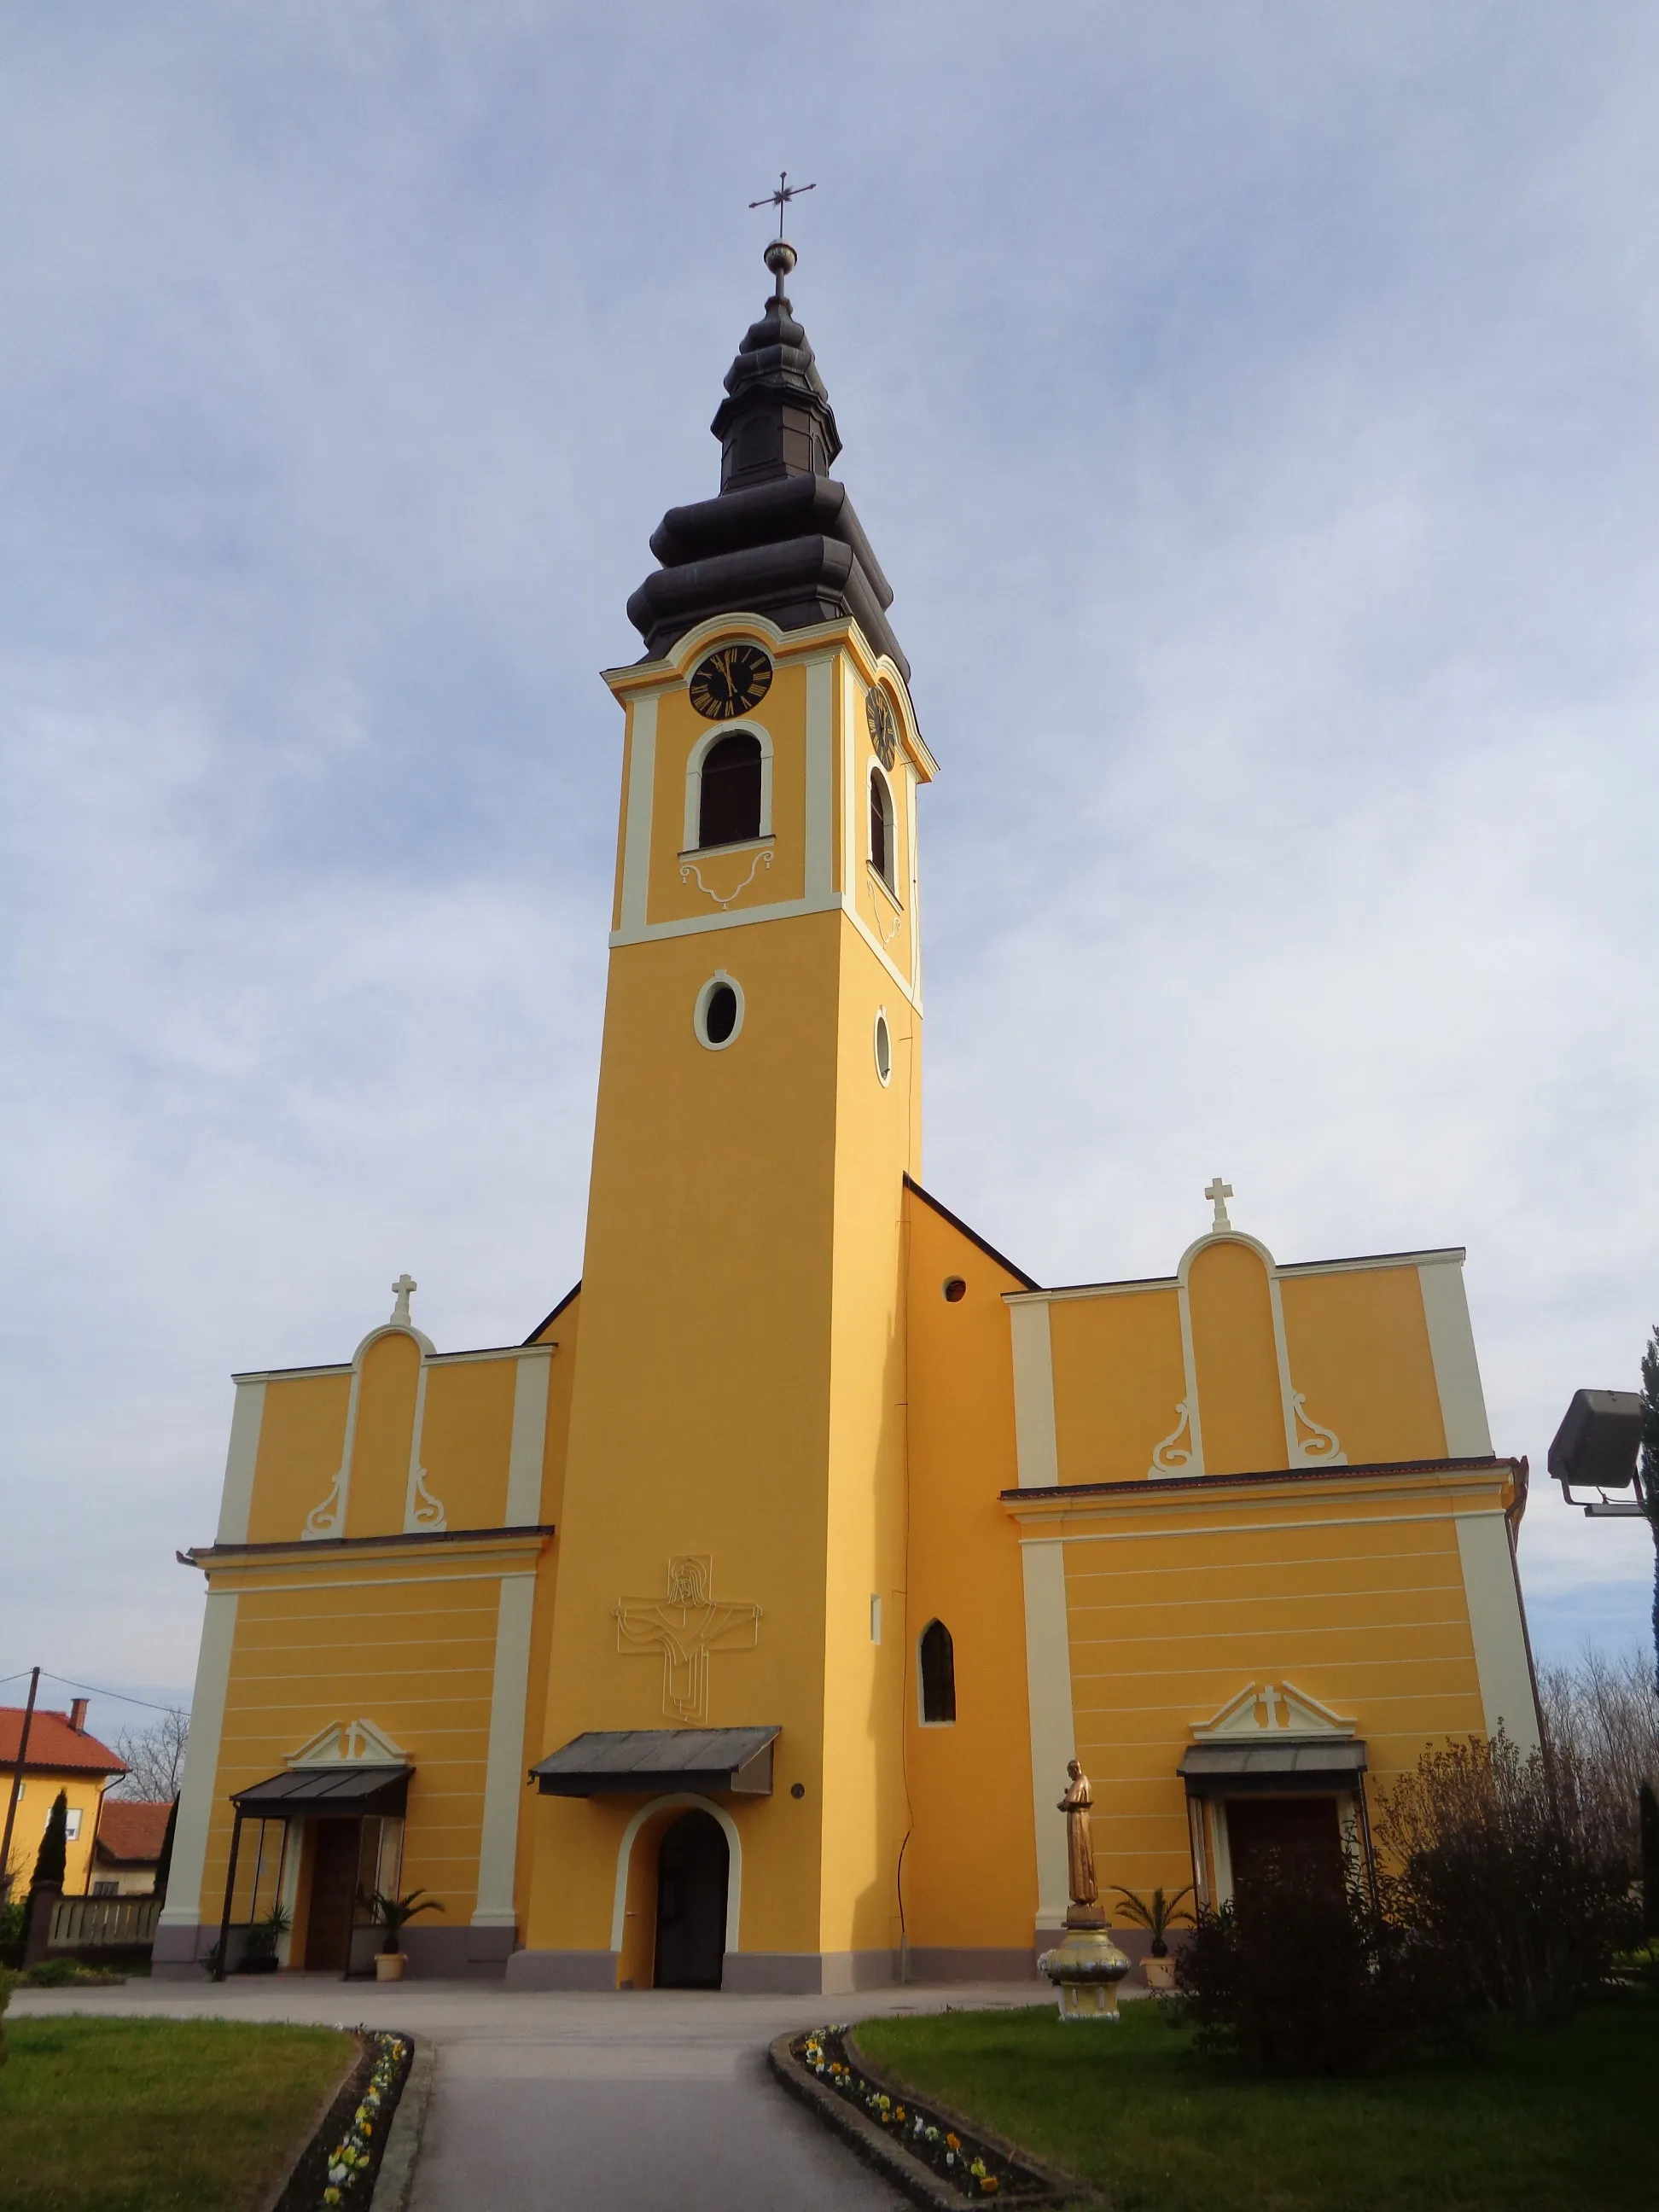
[
  {"left": 31, "top": 1790, "right": 68, "bottom": 1894},
  {"left": 1641, "top": 1780, "right": 1659, "bottom": 1941},
  {"left": 1175, "top": 1861, "right": 1448, "bottom": 2076},
  {"left": 1377, "top": 1728, "right": 1640, "bottom": 2025}
]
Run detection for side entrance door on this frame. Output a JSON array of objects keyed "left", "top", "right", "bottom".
[{"left": 305, "top": 1818, "right": 363, "bottom": 1973}]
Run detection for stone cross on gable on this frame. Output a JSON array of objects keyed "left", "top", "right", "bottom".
[
  {"left": 390, "top": 1273, "right": 417, "bottom": 1325},
  {"left": 614, "top": 1556, "right": 762, "bottom": 1726},
  {"left": 1204, "top": 1178, "right": 1233, "bottom": 1232}
]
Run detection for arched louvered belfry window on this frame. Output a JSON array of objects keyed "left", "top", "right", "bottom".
[
  {"left": 869, "top": 765, "right": 895, "bottom": 890},
  {"left": 698, "top": 732, "right": 763, "bottom": 849},
  {"left": 919, "top": 1618, "right": 956, "bottom": 1725}
]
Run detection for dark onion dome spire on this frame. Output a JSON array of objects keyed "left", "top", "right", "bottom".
[{"left": 626, "top": 238, "right": 908, "bottom": 678}]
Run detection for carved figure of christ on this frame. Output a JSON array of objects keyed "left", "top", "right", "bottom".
[{"left": 614, "top": 1557, "right": 762, "bottom": 1726}]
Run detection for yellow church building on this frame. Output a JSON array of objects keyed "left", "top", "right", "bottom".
[{"left": 156, "top": 238, "right": 1540, "bottom": 1992}]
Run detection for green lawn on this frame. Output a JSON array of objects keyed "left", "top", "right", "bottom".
[
  {"left": 855, "top": 1988, "right": 1657, "bottom": 2212},
  {"left": 0, "top": 2017, "right": 358, "bottom": 2212}
]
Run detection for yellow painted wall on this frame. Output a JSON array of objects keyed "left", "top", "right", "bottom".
[
  {"left": 247, "top": 1373, "right": 350, "bottom": 1543},
  {"left": 1187, "top": 1240, "right": 1284, "bottom": 1476},
  {"left": 3, "top": 1771, "right": 112, "bottom": 1897},
  {"left": 196, "top": 1557, "right": 509, "bottom": 1938},
  {"left": 345, "top": 1334, "right": 422, "bottom": 1537},
  {"left": 1059, "top": 1476, "right": 1496, "bottom": 1901},
  {"left": 421, "top": 1359, "right": 516, "bottom": 1530},
  {"left": 1049, "top": 1289, "right": 1185, "bottom": 1487},
  {"left": 901, "top": 1190, "right": 1039, "bottom": 1952},
  {"left": 1279, "top": 1266, "right": 1447, "bottom": 1464}
]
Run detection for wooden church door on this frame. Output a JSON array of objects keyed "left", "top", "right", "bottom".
[
  {"left": 305, "top": 1818, "right": 362, "bottom": 1973},
  {"left": 1225, "top": 1795, "right": 1344, "bottom": 1911},
  {"left": 652, "top": 1811, "right": 728, "bottom": 1989}
]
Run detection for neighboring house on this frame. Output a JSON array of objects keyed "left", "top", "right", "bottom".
[
  {"left": 89, "top": 1800, "right": 172, "bottom": 1897},
  {"left": 1, "top": 1701, "right": 127, "bottom": 1897}
]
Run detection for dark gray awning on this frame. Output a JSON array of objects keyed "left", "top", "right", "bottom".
[
  {"left": 230, "top": 1766, "right": 411, "bottom": 1819},
  {"left": 1179, "top": 1740, "right": 1366, "bottom": 1796},
  {"left": 532, "top": 1726, "right": 779, "bottom": 1797}
]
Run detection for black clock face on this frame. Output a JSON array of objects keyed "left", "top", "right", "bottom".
[
  {"left": 689, "top": 643, "right": 772, "bottom": 720},
  {"left": 866, "top": 687, "right": 898, "bottom": 770}
]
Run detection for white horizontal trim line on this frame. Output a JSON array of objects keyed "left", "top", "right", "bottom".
[
  {"left": 1004, "top": 1245, "right": 1470, "bottom": 1306},
  {"left": 207, "top": 1569, "right": 538, "bottom": 1595},
  {"left": 1019, "top": 1508, "right": 1489, "bottom": 1546},
  {"left": 608, "top": 889, "right": 921, "bottom": 1009}
]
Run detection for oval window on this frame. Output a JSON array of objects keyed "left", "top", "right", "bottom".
[
  {"left": 943, "top": 1277, "right": 967, "bottom": 1302},
  {"left": 694, "top": 974, "right": 743, "bottom": 1051},
  {"left": 874, "top": 1010, "right": 892, "bottom": 1086}
]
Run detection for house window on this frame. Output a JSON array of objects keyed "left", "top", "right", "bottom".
[
  {"left": 697, "top": 732, "right": 763, "bottom": 849},
  {"left": 919, "top": 1619, "right": 957, "bottom": 1725},
  {"left": 63, "top": 1807, "right": 82, "bottom": 1842},
  {"left": 93, "top": 1879, "right": 119, "bottom": 1897},
  {"left": 869, "top": 766, "right": 895, "bottom": 890}
]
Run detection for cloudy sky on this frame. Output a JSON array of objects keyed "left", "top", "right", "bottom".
[{"left": 3, "top": 4, "right": 1656, "bottom": 1743}]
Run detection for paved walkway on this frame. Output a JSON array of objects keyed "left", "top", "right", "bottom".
[{"left": 12, "top": 1974, "right": 1049, "bottom": 2209}]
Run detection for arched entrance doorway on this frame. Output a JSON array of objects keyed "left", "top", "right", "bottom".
[{"left": 653, "top": 1809, "right": 728, "bottom": 1988}]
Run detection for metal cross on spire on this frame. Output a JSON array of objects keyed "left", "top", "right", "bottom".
[{"left": 748, "top": 170, "right": 816, "bottom": 240}]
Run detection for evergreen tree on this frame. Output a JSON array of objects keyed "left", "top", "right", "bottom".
[
  {"left": 1642, "top": 1324, "right": 1659, "bottom": 1698},
  {"left": 1640, "top": 1780, "right": 1659, "bottom": 1941},
  {"left": 154, "top": 1796, "right": 178, "bottom": 1901},
  {"left": 31, "top": 1790, "right": 67, "bottom": 1894}
]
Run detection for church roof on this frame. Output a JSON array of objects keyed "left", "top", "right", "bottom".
[
  {"left": 626, "top": 241, "right": 908, "bottom": 676},
  {"left": 532, "top": 1726, "right": 779, "bottom": 1797}
]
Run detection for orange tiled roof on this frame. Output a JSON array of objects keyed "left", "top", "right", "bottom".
[
  {"left": 93, "top": 1800, "right": 172, "bottom": 1864},
  {"left": 0, "top": 1707, "right": 125, "bottom": 1776}
]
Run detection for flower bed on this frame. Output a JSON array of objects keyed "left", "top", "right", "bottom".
[
  {"left": 788, "top": 2025, "right": 1068, "bottom": 2203},
  {"left": 271, "top": 2029, "right": 412, "bottom": 2211}
]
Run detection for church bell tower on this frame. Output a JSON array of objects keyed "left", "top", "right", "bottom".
[{"left": 521, "top": 236, "right": 937, "bottom": 1991}]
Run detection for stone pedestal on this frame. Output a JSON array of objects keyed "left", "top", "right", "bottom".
[{"left": 1037, "top": 1909, "right": 1130, "bottom": 2022}]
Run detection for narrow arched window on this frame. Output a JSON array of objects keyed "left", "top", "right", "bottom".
[
  {"left": 919, "top": 1619, "right": 956, "bottom": 1725},
  {"left": 869, "top": 766, "right": 895, "bottom": 891},
  {"left": 698, "top": 733, "right": 763, "bottom": 849}
]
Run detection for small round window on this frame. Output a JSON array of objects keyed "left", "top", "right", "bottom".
[
  {"left": 943, "top": 1277, "right": 967, "bottom": 1302},
  {"left": 695, "top": 972, "right": 743, "bottom": 1051},
  {"left": 873, "top": 1009, "right": 892, "bottom": 1086}
]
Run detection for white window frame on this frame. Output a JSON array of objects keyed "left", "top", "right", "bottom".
[
  {"left": 684, "top": 723, "right": 774, "bottom": 853},
  {"left": 693, "top": 970, "right": 745, "bottom": 1052},
  {"left": 868, "top": 763, "right": 896, "bottom": 891}
]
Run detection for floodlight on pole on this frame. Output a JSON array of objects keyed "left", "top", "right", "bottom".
[{"left": 1547, "top": 1388, "right": 1646, "bottom": 1517}]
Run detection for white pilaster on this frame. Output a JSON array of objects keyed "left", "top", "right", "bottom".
[
  {"left": 805, "top": 655, "right": 834, "bottom": 904},
  {"left": 505, "top": 1347, "right": 554, "bottom": 1525},
  {"left": 1454, "top": 1513, "right": 1540, "bottom": 1752},
  {"left": 618, "top": 695, "right": 659, "bottom": 937},
  {"left": 1009, "top": 1300, "right": 1060, "bottom": 1488},
  {"left": 473, "top": 1574, "right": 537, "bottom": 1928},
  {"left": 1419, "top": 1260, "right": 1493, "bottom": 1456},
  {"left": 156, "top": 1591, "right": 239, "bottom": 1929},
  {"left": 213, "top": 1382, "right": 266, "bottom": 1545},
  {"left": 1020, "top": 1540, "right": 1077, "bottom": 1931}
]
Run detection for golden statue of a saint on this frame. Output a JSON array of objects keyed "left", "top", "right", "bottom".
[{"left": 1058, "top": 1758, "right": 1103, "bottom": 1927}]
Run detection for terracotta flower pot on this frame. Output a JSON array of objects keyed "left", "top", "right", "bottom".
[
  {"left": 375, "top": 1952, "right": 407, "bottom": 1982},
  {"left": 1143, "top": 1954, "right": 1176, "bottom": 1990}
]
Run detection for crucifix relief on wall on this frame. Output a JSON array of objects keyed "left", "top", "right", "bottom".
[{"left": 614, "top": 1557, "right": 762, "bottom": 1726}]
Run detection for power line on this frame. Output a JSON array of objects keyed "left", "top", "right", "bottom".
[{"left": 0, "top": 1670, "right": 185, "bottom": 1717}]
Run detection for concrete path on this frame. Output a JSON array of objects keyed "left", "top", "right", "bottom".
[{"left": 12, "top": 1975, "right": 1048, "bottom": 2209}]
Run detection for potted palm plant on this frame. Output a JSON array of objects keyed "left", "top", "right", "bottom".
[
  {"left": 1111, "top": 1885, "right": 1194, "bottom": 1989},
  {"left": 362, "top": 1888, "right": 443, "bottom": 1981},
  {"left": 239, "top": 1903, "right": 291, "bottom": 1974}
]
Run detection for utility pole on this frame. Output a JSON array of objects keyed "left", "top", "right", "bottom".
[{"left": 1, "top": 1667, "right": 41, "bottom": 1903}]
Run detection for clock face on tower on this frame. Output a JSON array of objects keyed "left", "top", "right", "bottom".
[
  {"left": 689, "top": 643, "right": 772, "bottom": 720},
  {"left": 865, "top": 686, "right": 897, "bottom": 770}
]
